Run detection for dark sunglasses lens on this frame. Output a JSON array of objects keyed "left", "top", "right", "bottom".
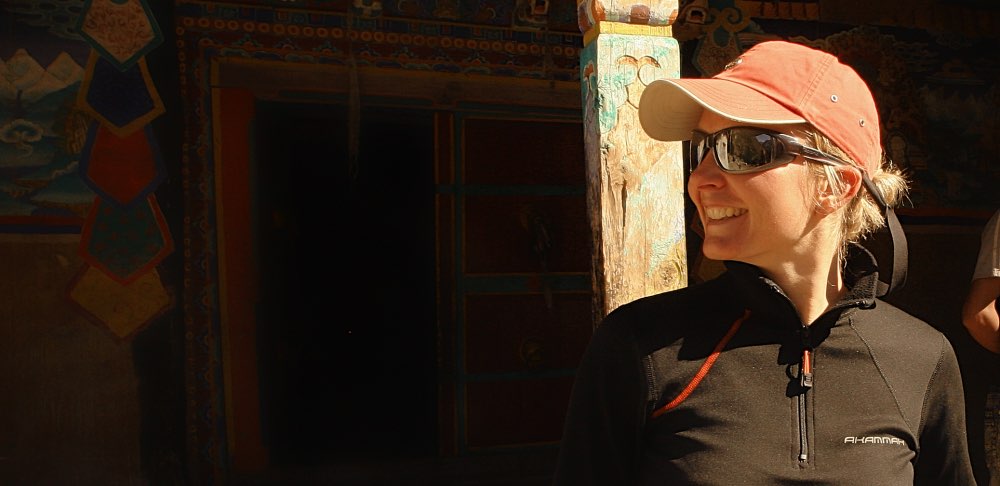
[{"left": 717, "top": 129, "right": 779, "bottom": 172}]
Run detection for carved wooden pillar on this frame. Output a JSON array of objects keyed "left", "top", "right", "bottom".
[{"left": 579, "top": 0, "right": 689, "bottom": 324}]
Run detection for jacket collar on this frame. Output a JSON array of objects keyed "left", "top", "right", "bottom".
[{"left": 721, "top": 243, "right": 881, "bottom": 324}]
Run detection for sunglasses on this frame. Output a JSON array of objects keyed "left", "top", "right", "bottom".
[
  {"left": 689, "top": 126, "right": 889, "bottom": 210},
  {"left": 690, "top": 127, "right": 850, "bottom": 175}
]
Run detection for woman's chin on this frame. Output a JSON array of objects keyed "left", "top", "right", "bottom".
[{"left": 700, "top": 240, "right": 741, "bottom": 262}]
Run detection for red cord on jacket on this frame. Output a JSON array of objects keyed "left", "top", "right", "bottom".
[{"left": 651, "top": 309, "right": 751, "bottom": 418}]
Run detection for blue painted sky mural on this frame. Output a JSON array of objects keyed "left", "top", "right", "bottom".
[{"left": 1, "top": 2, "right": 95, "bottom": 223}]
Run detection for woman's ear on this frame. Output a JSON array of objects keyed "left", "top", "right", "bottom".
[
  {"left": 838, "top": 166, "right": 864, "bottom": 202},
  {"left": 817, "top": 166, "right": 863, "bottom": 213}
]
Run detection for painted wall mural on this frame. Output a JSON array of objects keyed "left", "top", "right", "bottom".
[
  {"left": 2, "top": 0, "right": 172, "bottom": 341},
  {"left": 0, "top": 4, "right": 94, "bottom": 227}
]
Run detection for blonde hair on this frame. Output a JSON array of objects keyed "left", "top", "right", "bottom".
[{"left": 794, "top": 127, "right": 910, "bottom": 254}]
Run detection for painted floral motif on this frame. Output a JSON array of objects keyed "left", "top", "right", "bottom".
[{"left": 79, "top": 0, "right": 159, "bottom": 67}]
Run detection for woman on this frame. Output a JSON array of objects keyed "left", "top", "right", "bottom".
[{"left": 552, "top": 41, "right": 975, "bottom": 485}]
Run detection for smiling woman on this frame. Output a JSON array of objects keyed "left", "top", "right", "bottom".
[{"left": 553, "top": 40, "right": 976, "bottom": 486}]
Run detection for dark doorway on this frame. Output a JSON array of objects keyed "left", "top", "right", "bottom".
[{"left": 253, "top": 101, "right": 438, "bottom": 466}]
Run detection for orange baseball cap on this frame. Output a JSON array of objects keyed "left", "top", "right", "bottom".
[{"left": 638, "top": 40, "right": 881, "bottom": 174}]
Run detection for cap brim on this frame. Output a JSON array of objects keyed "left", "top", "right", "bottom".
[{"left": 638, "top": 78, "right": 807, "bottom": 141}]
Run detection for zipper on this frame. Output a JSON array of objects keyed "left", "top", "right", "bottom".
[{"left": 798, "top": 325, "right": 813, "bottom": 463}]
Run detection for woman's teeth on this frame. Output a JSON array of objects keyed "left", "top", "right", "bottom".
[{"left": 706, "top": 207, "right": 747, "bottom": 220}]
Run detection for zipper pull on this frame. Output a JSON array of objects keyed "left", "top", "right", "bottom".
[
  {"left": 800, "top": 348, "right": 813, "bottom": 389},
  {"left": 799, "top": 325, "right": 813, "bottom": 389}
]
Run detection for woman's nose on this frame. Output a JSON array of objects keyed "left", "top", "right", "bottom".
[
  {"left": 687, "top": 148, "right": 726, "bottom": 206},
  {"left": 689, "top": 149, "right": 722, "bottom": 183}
]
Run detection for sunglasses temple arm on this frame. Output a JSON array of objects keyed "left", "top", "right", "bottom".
[{"left": 861, "top": 172, "right": 908, "bottom": 296}]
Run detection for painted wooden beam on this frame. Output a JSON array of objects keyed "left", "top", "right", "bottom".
[{"left": 579, "top": 0, "right": 689, "bottom": 323}]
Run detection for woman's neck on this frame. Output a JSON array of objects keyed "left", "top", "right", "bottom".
[{"left": 762, "top": 245, "right": 845, "bottom": 326}]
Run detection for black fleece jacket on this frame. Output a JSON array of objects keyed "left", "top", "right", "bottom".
[{"left": 553, "top": 245, "right": 976, "bottom": 485}]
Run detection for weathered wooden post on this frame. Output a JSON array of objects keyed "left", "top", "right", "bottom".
[{"left": 578, "top": 0, "right": 689, "bottom": 324}]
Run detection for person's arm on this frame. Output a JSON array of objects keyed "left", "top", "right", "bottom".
[
  {"left": 552, "top": 315, "right": 647, "bottom": 486},
  {"left": 912, "top": 336, "right": 977, "bottom": 485},
  {"left": 960, "top": 276, "right": 1000, "bottom": 353}
]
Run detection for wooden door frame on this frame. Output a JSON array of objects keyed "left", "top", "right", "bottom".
[{"left": 209, "top": 57, "right": 582, "bottom": 476}]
